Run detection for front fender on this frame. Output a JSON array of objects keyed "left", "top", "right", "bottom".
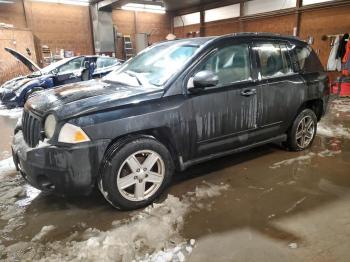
[{"left": 17, "top": 79, "right": 42, "bottom": 106}]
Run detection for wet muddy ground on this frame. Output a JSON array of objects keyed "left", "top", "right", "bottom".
[{"left": 0, "top": 98, "right": 350, "bottom": 261}]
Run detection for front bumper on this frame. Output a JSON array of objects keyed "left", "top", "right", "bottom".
[{"left": 12, "top": 130, "right": 110, "bottom": 196}]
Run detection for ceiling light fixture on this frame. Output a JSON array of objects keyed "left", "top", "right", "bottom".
[
  {"left": 30, "top": 0, "right": 90, "bottom": 6},
  {"left": 121, "top": 3, "right": 165, "bottom": 14}
]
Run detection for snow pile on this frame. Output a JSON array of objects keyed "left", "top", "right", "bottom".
[
  {"left": 1, "top": 182, "right": 229, "bottom": 262},
  {"left": 317, "top": 123, "right": 350, "bottom": 139},
  {"left": 140, "top": 239, "right": 195, "bottom": 262},
  {"left": 0, "top": 157, "right": 40, "bottom": 241},
  {"left": 0, "top": 106, "right": 23, "bottom": 119},
  {"left": 0, "top": 157, "right": 27, "bottom": 240},
  {"left": 32, "top": 225, "right": 56, "bottom": 242}
]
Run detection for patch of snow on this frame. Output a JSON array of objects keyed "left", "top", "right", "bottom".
[
  {"left": 288, "top": 242, "right": 298, "bottom": 249},
  {"left": 332, "top": 99, "right": 350, "bottom": 113},
  {"left": 0, "top": 106, "right": 23, "bottom": 119},
  {"left": 317, "top": 149, "right": 341, "bottom": 158},
  {"left": 317, "top": 123, "right": 350, "bottom": 139},
  {"left": 37, "top": 139, "right": 50, "bottom": 148},
  {"left": 16, "top": 184, "right": 41, "bottom": 207},
  {"left": 32, "top": 225, "right": 56, "bottom": 242},
  {"left": 270, "top": 153, "right": 315, "bottom": 169},
  {"left": 193, "top": 182, "right": 229, "bottom": 199},
  {"left": 190, "top": 239, "right": 195, "bottom": 246},
  {"left": 139, "top": 240, "right": 194, "bottom": 262},
  {"left": 0, "top": 157, "right": 16, "bottom": 179},
  {"left": 285, "top": 197, "right": 306, "bottom": 213}
]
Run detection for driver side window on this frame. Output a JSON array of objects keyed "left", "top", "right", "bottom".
[
  {"left": 199, "top": 44, "right": 251, "bottom": 86},
  {"left": 58, "top": 57, "right": 84, "bottom": 74}
]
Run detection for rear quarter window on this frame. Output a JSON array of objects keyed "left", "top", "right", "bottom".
[{"left": 295, "top": 45, "right": 324, "bottom": 73}]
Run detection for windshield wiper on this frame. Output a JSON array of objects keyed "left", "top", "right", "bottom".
[{"left": 125, "top": 70, "right": 142, "bottom": 86}]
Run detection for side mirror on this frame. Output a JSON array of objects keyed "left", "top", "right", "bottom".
[{"left": 190, "top": 70, "right": 219, "bottom": 89}]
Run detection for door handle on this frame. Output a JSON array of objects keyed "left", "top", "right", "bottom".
[{"left": 241, "top": 89, "right": 256, "bottom": 97}]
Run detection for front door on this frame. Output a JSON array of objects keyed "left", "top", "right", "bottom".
[
  {"left": 188, "top": 41, "right": 258, "bottom": 157},
  {"left": 54, "top": 57, "right": 85, "bottom": 85}
]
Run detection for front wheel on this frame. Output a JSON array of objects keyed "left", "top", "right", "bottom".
[
  {"left": 286, "top": 109, "right": 317, "bottom": 151},
  {"left": 98, "top": 137, "right": 174, "bottom": 210}
]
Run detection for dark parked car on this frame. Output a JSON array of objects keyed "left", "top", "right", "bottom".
[
  {"left": 12, "top": 33, "right": 329, "bottom": 210},
  {"left": 0, "top": 48, "right": 123, "bottom": 107}
]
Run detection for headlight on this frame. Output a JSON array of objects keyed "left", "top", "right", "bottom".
[
  {"left": 58, "top": 123, "right": 90, "bottom": 144},
  {"left": 44, "top": 114, "right": 57, "bottom": 139}
]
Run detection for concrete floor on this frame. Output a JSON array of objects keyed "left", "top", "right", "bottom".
[{"left": 0, "top": 98, "right": 349, "bottom": 261}]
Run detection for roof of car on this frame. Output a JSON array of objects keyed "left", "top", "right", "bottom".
[{"left": 171, "top": 32, "right": 306, "bottom": 46}]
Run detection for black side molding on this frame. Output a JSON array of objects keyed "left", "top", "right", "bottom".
[{"left": 179, "top": 134, "right": 287, "bottom": 171}]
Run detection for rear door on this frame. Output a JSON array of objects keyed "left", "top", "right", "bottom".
[
  {"left": 188, "top": 40, "right": 259, "bottom": 157},
  {"left": 253, "top": 41, "right": 305, "bottom": 139}
]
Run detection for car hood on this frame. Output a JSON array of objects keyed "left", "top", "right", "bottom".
[
  {"left": 5, "top": 47, "right": 41, "bottom": 73},
  {"left": 26, "top": 79, "right": 164, "bottom": 120},
  {"left": 1, "top": 75, "right": 27, "bottom": 89}
]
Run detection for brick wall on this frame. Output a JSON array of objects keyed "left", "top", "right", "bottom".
[
  {"left": 25, "top": 1, "right": 93, "bottom": 57},
  {"left": 0, "top": 0, "right": 27, "bottom": 28},
  {"left": 0, "top": 28, "right": 37, "bottom": 85}
]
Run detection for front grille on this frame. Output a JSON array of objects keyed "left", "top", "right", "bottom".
[{"left": 22, "top": 110, "right": 42, "bottom": 147}]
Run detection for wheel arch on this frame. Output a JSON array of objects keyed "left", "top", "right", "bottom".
[
  {"left": 296, "top": 99, "right": 324, "bottom": 122},
  {"left": 101, "top": 127, "right": 181, "bottom": 174},
  {"left": 302, "top": 99, "right": 324, "bottom": 121}
]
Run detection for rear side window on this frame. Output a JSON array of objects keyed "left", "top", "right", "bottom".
[
  {"left": 96, "top": 57, "right": 118, "bottom": 69},
  {"left": 295, "top": 46, "right": 324, "bottom": 73},
  {"left": 199, "top": 44, "right": 251, "bottom": 86},
  {"left": 256, "top": 43, "right": 293, "bottom": 79}
]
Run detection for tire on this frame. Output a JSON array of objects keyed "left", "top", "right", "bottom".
[
  {"left": 286, "top": 109, "right": 317, "bottom": 151},
  {"left": 98, "top": 137, "right": 174, "bottom": 210},
  {"left": 24, "top": 87, "right": 43, "bottom": 102}
]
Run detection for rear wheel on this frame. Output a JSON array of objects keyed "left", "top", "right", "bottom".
[
  {"left": 286, "top": 109, "right": 317, "bottom": 151},
  {"left": 98, "top": 137, "right": 174, "bottom": 210}
]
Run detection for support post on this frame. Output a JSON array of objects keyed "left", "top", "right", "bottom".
[
  {"left": 200, "top": 9, "right": 205, "bottom": 37},
  {"left": 295, "top": 0, "right": 302, "bottom": 37}
]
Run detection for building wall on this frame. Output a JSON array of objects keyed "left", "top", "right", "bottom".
[
  {"left": 0, "top": 28, "right": 37, "bottom": 85},
  {"left": 25, "top": 1, "right": 93, "bottom": 57},
  {"left": 299, "top": 6, "right": 350, "bottom": 69},
  {"left": 174, "top": 4, "right": 350, "bottom": 69},
  {"left": 0, "top": 0, "right": 27, "bottom": 28}
]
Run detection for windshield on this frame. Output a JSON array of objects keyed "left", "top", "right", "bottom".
[
  {"left": 104, "top": 42, "right": 199, "bottom": 87},
  {"left": 34, "top": 57, "right": 78, "bottom": 75}
]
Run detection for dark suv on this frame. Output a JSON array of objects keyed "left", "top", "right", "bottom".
[{"left": 12, "top": 33, "right": 329, "bottom": 210}]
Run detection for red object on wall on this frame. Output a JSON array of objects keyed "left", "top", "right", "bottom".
[{"left": 332, "top": 82, "right": 350, "bottom": 96}]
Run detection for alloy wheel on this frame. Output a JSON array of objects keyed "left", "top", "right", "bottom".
[
  {"left": 116, "top": 150, "right": 165, "bottom": 201},
  {"left": 296, "top": 115, "right": 315, "bottom": 149}
]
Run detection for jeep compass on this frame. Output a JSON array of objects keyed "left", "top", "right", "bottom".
[{"left": 12, "top": 33, "right": 329, "bottom": 210}]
